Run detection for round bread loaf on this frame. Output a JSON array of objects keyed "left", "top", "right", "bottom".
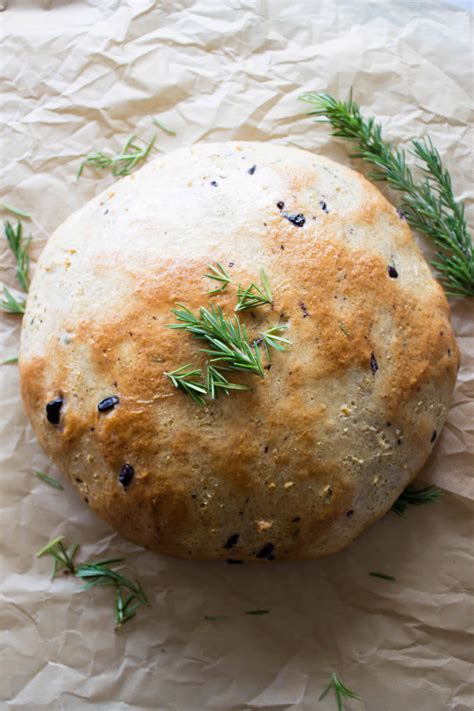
[{"left": 20, "top": 141, "right": 459, "bottom": 560}]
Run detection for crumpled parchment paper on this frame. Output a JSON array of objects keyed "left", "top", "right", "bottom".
[{"left": 1, "top": 1, "right": 473, "bottom": 709}]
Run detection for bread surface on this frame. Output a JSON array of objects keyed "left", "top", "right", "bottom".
[{"left": 19, "top": 141, "right": 459, "bottom": 560}]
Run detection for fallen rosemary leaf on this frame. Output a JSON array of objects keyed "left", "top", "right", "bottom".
[
  {"left": 204, "top": 614, "right": 228, "bottom": 621},
  {"left": 1, "top": 203, "right": 32, "bottom": 219},
  {"left": 35, "top": 470, "right": 64, "bottom": 491},
  {"left": 152, "top": 118, "right": 176, "bottom": 136},
  {"left": 1, "top": 356, "right": 18, "bottom": 365},
  {"left": 392, "top": 485, "right": 443, "bottom": 517},
  {"left": 319, "top": 672, "right": 361, "bottom": 710},
  {"left": 369, "top": 572, "right": 396, "bottom": 581},
  {"left": 300, "top": 91, "right": 474, "bottom": 297},
  {"left": 245, "top": 609, "right": 269, "bottom": 616}
]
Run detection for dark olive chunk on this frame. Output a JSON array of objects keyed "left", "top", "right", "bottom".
[{"left": 46, "top": 397, "right": 63, "bottom": 425}]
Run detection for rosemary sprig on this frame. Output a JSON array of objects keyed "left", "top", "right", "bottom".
[
  {"left": 35, "top": 469, "right": 64, "bottom": 491},
  {"left": 1, "top": 219, "right": 31, "bottom": 314},
  {"left": 4, "top": 220, "right": 31, "bottom": 291},
  {"left": 300, "top": 91, "right": 474, "bottom": 297},
  {"left": 163, "top": 364, "right": 208, "bottom": 406},
  {"left": 206, "top": 364, "right": 249, "bottom": 399},
  {"left": 36, "top": 535, "right": 79, "bottom": 577},
  {"left": 169, "top": 304, "right": 265, "bottom": 377},
  {"left": 205, "top": 262, "right": 232, "bottom": 295},
  {"left": 1, "top": 286, "right": 26, "bottom": 314},
  {"left": 76, "top": 559, "right": 147, "bottom": 628},
  {"left": 36, "top": 537, "right": 147, "bottom": 628},
  {"left": 259, "top": 325, "right": 291, "bottom": 362},
  {"left": 235, "top": 270, "right": 273, "bottom": 311},
  {"left": 1, "top": 203, "right": 31, "bottom": 219},
  {"left": 319, "top": 673, "right": 361, "bottom": 710},
  {"left": 77, "top": 133, "right": 156, "bottom": 179},
  {"left": 391, "top": 485, "right": 443, "bottom": 517}
]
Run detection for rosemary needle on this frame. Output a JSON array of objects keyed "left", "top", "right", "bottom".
[
  {"left": 300, "top": 91, "right": 474, "bottom": 297},
  {"left": 35, "top": 470, "right": 64, "bottom": 491},
  {"left": 1, "top": 356, "right": 19, "bottom": 365},
  {"left": 205, "top": 262, "right": 232, "bottom": 295},
  {"left": 152, "top": 118, "right": 176, "bottom": 136},
  {"left": 0, "top": 203, "right": 32, "bottom": 219},
  {"left": 369, "top": 572, "right": 396, "bottom": 581}
]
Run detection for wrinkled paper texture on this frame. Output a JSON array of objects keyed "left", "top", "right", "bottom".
[{"left": 1, "top": 1, "right": 473, "bottom": 709}]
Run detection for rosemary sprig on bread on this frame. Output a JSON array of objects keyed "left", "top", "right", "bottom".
[
  {"left": 165, "top": 268, "right": 291, "bottom": 404},
  {"left": 300, "top": 91, "right": 474, "bottom": 297}
]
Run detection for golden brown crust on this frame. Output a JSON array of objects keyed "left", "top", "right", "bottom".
[{"left": 19, "top": 142, "right": 459, "bottom": 560}]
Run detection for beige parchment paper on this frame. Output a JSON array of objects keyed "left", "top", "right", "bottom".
[{"left": 1, "top": 1, "right": 473, "bottom": 709}]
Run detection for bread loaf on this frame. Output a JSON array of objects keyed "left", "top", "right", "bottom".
[{"left": 19, "top": 142, "right": 459, "bottom": 560}]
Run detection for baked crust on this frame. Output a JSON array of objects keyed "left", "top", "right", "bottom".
[{"left": 19, "top": 142, "right": 459, "bottom": 560}]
